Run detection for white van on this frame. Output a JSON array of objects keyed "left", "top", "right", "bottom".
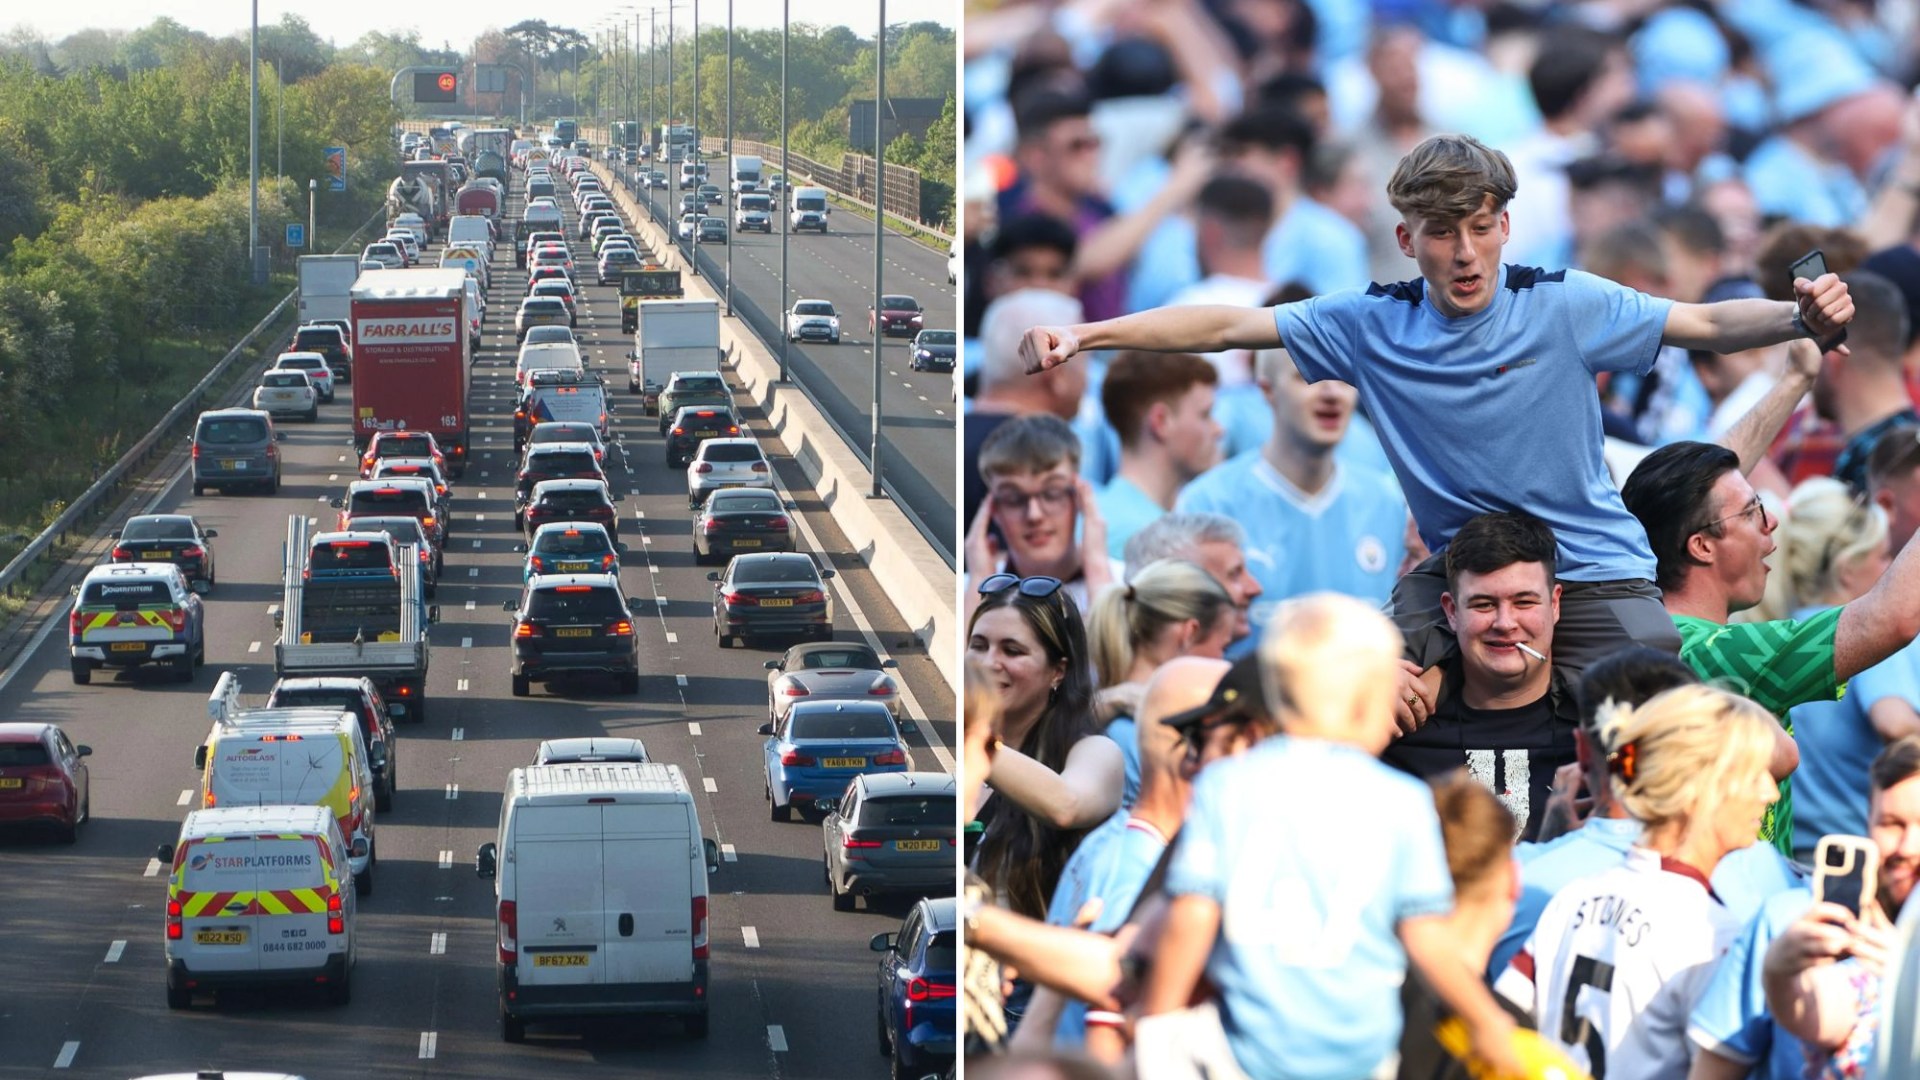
[
  {"left": 158, "top": 804, "right": 358, "bottom": 1009},
  {"left": 197, "top": 681, "right": 378, "bottom": 894},
  {"left": 447, "top": 214, "right": 494, "bottom": 251},
  {"left": 515, "top": 341, "right": 585, "bottom": 386},
  {"left": 789, "top": 186, "right": 829, "bottom": 233},
  {"left": 477, "top": 763, "right": 719, "bottom": 1042}
]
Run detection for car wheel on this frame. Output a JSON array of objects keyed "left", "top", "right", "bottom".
[
  {"left": 769, "top": 793, "right": 790, "bottom": 823},
  {"left": 355, "top": 856, "right": 373, "bottom": 897},
  {"left": 166, "top": 970, "right": 192, "bottom": 1011},
  {"left": 70, "top": 659, "right": 90, "bottom": 686},
  {"left": 57, "top": 804, "right": 81, "bottom": 845},
  {"left": 327, "top": 966, "right": 352, "bottom": 1007},
  {"left": 891, "top": 1052, "right": 917, "bottom": 1080},
  {"left": 511, "top": 672, "right": 530, "bottom": 697},
  {"left": 173, "top": 652, "right": 195, "bottom": 683},
  {"left": 831, "top": 334, "right": 841, "bottom": 345},
  {"left": 830, "top": 866, "right": 854, "bottom": 912},
  {"left": 306, "top": 407, "right": 319, "bottom": 422},
  {"left": 375, "top": 779, "right": 393, "bottom": 813},
  {"left": 877, "top": 994, "right": 891, "bottom": 1054},
  {"left": 266, "top": 476, "right": 280, "bottom": 495}
]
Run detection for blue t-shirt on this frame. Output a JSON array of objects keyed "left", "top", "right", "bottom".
[
  {"left": 1045, "top": 811, "right": 1169, "bottom": 1045},
  {"left": 1104, "top": 715, "right": 1141, "bottom": 810},
  {"left": 1263, "top": 197, "right": 1372, "bottom": 298},
  {"left": 1274, "top": 266, "right": 1671, "bottom": 581},
  {"left": 1166, "top": 736, "right": 1454, "bottom": 1079},
  {"left": 1742, "top": 135, "right": 1868, "bottom": 229},
  {"left": 1175, "top": 455, "right": 1407, "bottom": 627},
  {"left": 1687, "top": 887, "right": 1812, "bottom": 1078},
  {"left": 1791, "top": 609, "right": 1920, "bottom": 857},
  {"left": 1095, "top": 477, "right": 1167, "bottom": 563}
]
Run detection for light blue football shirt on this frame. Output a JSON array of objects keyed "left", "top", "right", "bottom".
[
  {"left": 1687, "top": 886, "right": 1812, "bottom": 1078},
  {"left": 1047, "top": 812, "right": 1169, "bottom": 1046},
  {"left": 1790, "top": 607, "right": 1920, "bottom": 858},
  {"left": 1104, "top": 714, "right": 1141, "bottom": 810},
  {"left": 1742, "top": 135, "right": 1868, "bottom": 229},
  {"left": 1274, "top": 265, "right": 1671, "bottom": 581},
  {"left": 1166, "top": 736, "right": 1454, "bottom": 1079},
  {"left": 1095, "top": 477, "right": 1168, "bottom": 563}
]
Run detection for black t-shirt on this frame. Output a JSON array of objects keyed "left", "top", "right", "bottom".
[
  {"left": 1397, "top": 970, "right": 1538, "bottom": 1080},
  {"left": 1381, "top": 676, "right": 1577, "bottom": 842}
]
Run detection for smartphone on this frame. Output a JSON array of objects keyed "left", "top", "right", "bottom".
[
  {"left": 1813, "top": 834, "right": 1878, "bottom": 919},
  {"left": 1789, "top": 248, "right": 1848, "bottom": 351}
]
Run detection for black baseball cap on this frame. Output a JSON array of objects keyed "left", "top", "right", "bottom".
[{"left": 1159, "top": 653, "right": 1268, "bottom": 734}]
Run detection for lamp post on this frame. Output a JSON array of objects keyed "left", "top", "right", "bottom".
[
  {"left": 724, "top": 0, "right": 732, "bottom": 316},
  {"left": 869, "top": 0, "right": 886, "bottom": 498},
  {"left": 248, "top": 0, "right": 263, "bottom": 284},
  {"left": 686, "top": 0, "right": 699, "bottom": 275},
  {"left": 308, "top": 178, "right": 317, "bottom": 253},
  {"left": 779, "top": 0, "right": 789, "bottom": 383}
]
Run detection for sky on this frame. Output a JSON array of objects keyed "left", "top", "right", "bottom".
[{"left": 5, "top": 1, "right": 954, "bottom": 47}]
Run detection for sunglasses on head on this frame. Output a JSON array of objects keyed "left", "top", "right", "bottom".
[{"left": 977, "top": 573, "right": 1065, "bottom": 599}]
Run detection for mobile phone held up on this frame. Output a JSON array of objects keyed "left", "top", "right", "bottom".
[
  {"left": 1813, "top": 834, "right": 1877, "bottom": 919},
  {"left": 1790, "top": 248, "right": 1849, "bottom": 353}
]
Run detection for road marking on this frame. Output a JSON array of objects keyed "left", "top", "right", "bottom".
[
  {"left": 650, "top": 565, "right": 660, "bottom": 573},
  {"left": 657, "top": 596, "right": 669, "bottom": 605},
  {"left": 917, "top": 395, "right": 927, "bottom": 402},
  {"left": 461, "top": 637, "right": 473, "bottom": 648},
  {"left": 53, "top": 1042, "right": 78, "bottom": 1068},
  {"left": 476, "top": 514, "right": 486, "bottom": 521},
  {"left": 635, "top": 510, "right": 645, "bottom": 519},
  {"left": 248, "top": 640, "right": 261, "bottom": 653},
  {"left": 177, "top": 789, "right": 192, "bottom": 806},
  {"left": 329, "top": 473, "right": 339, "bottom": 481},
  {"left": 456, "top": 679, "right": 469, "bottom": 692},
  {"left": 722, "top": 842, "right": 737, "bottom": 862},
  {"left": 477, "top": 490, "right": 487, "bottom": 499},
  {"left": 446, "top": 784, "right": 459, "bottom": 800},
  {"left": 469, "top": 568, "right": 479, "bottom": 577},
  {"left": 481, "top": 471, "right": 489, "bottom": 479},
  {"left": 768, "top": 1025, "right": 788, "bottom": 1052},
  {"left": 438, "top": 850, "right": 453, "bottom": 868},
  {"left": 452, "top": 727, "right": 464, "bottom": 740},
  {"left": 641, "top": 535, "right": 653, "bottom": 545},
  {"left": 472, "top": 540, "right": 482, "bottom": 549},
  {"left": 430, "top": 932, "right": 447, "bottom": 954},
  {"left": 676, "top": 674, "right": 688, "bottom": 686},
  {"left": 687, "top": 722, "right": 702, "bottom": 735},
  {"left": 267, "top": 604, "right": 280, "bottom": 617},
  {"left": 742, "top": 926, "right": 760, "bottom": 948},
  {"left": 465, "top": 600, "right": 476, "bottom": 610},
  {"left": 665, "top": 631, "right": 677, "bottom": 644},
  {"left": 419, "top": 1032, "right": 438, "bottom": 1059},
  {"left": 105, "top": 940, "right": 126, "bottom": 963},
  {"left": 703, "top": 777, "right": 718, "bottom": 793},
  {"left": 144, "top": 858, "right": 163, "bottom": 877}
]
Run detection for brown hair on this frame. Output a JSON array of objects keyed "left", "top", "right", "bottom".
[
  {"left": 1100, "top": 351, "right": 1219, "bottom": 450},
  {"left": 977, "top": 413, "right": 1082, "bottom": 482},
  {"left": 1386, "top": 134, "right": 1519, "bottom": 223},
  {"left": 1754, "top": 223, "right": 1869, "bottom": 302},
  {"left": 1872, "top": 735, "right": 1920, "bottom": 793},
  {"left": 1431, "top": 771, "right": 1518, "bottom": 893}
]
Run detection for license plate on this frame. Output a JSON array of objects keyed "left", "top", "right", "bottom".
[
  {"left": 760, "top": 598, "right": 793, "bottom": 608},
  {"left": 731, "top": 539, "right": 761, "bottom": 548},
  {"left": 0, "top": 778, "right": 21, "bottom": 789},
  {"left": 821, "top": 757, "right": 865, "bottom": 768},
  {"left": 894, "top": 839, "right": 940, "bottom": 852},
  {"left": 556, "top": 562, "right": 590, "bottom": 572},
  {"left": 221, "top": 460, "right": 243, "bottom": 470},
  {"left": 142, "top": 550, "right": 170, "bottom": 559},
  {"left": 535, "top": 954, "right": 590, "bottom": 967},
  {"left": 195, "top": 930, "right": 247, "bottom": 945},
  {"left": 110, "top": 642, "right": 147, "bottom": 652},
  {"left": 554, "top": 627, "right": 593, "bottom": 638},
  {"left": 694, "top": 430, "right": 717, "bottom": 438}
]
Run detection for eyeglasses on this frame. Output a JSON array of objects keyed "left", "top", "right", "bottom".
[
  {"left": 1064, "top": 135, "right": 1102, "bottom": 153},
  {"left": 991, "top": 487, "right": 1074, "bottom": 515},
  {"left": 1697, "top": 494, "right": 1772, "bottom": 535},
  {"left": 977, "top": 573, "right": 1065, "bottom": 599}
]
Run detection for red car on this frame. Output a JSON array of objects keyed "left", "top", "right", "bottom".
[
  {"left": 867, "top": 295, "right": 924, "bottom": 338},
  {"left": 0, "top": 723, "right": 91, "bottom": 842}
]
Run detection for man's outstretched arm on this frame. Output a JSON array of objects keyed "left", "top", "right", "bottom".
[
  {"left": 1021, "top": 304, "right": 1283, "bottom": 373},
  {"left": 1662, "top": 273, "right": 1853, "bottom": 354}
]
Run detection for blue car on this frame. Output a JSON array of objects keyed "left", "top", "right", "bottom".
[
  {"left": 871, "top": 897, "right": 956, "bottom": 1080},
  {"left": 520, "top": 520, "right": 622, "bottom": 584},
  {"left": 759, "top": 700, "right": 915, "bottom": 822}
]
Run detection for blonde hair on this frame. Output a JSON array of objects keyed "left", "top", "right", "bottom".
[
  {"left": 1087, "top": 559, "right": 1234, "bottom": 687},
  {"left": 1751, "top": 477, "right": 1888, "bottom": 622},
  {"left": 1590, "top": 684, "right": 1776, "bottom": 828},
  {"left": 1259, "top": 592, "right": 1403, "bottom": 738}
]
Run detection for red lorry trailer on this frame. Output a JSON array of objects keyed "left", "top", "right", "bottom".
[{"left": 350, "top": 269, "right": 472, "bottom": 476}]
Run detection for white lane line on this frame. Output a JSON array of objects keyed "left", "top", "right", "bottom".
[
  {"left": 649, "top": 565, "right": 659, "bottom": 573},
  {"left": 53, "top": 1042, "right": 78, "bottom": 1068},
  {"left": 742, "top": 926, "right": 760, "bottom": 948},
  {"left": 461, "top": 637, "right": 473, "bottom": 648},
  {"left": 143, "top": 858, "right": 163, "bottom": 877},
  {"left": 438, "top": 850, "right": 453, "bottom": 868},
  {"left": 676, "top": 674, "right": 688, "bottom": 687},
  {"left": 476, "top": 514, "right": 486, "bottom": 522},
  {"left": 419, "top": 1031, "right": 438, "bottom": 1059},
  {"left": 452, "top": 728, "right": 464, "bottom": 740},
  {"left": 688, "top": 722, "right": 702, "bottom": 735},
  {"left": 665, "top": 631, "right": 678, "bottom": 644},
  {"left": 248, "top": 641, "right": 261, "bottom": 653},
  {"left": 477, "top": 491, "right": 487, "bottom": 498},
  {"left": 641, "top": 535, "right": 653, "bottom": 545},
  {"left": 721, "top": 843, "right": 737, "bottom": 862},
  {"left": 430, "top": 932, "right": 447, "bottom": 954},
  {"left": 472, "top": 540, "right": 482, "bottom": 549},
  {"left": 465, "top": 600, "right": 476, "bottom": 610},
  {"left": 702, "top": 777, "right": 718, "bottom": 793},
  {"left": 328, "top": 473, "right": 339, "bottom": 481},
  {"left": 657, "top": 596, "right": 669, "bottom": 605},
  {"left": 446, "top": 784, "right": 459, "bottom": 800},
  {"left": 634, "top": 510, "right": 645, "bottom": 518},
  {"left": 768, "top": 1025, "right": 788, "bottom": 1052},
  {"left": 104, "top": 940, "right": 126, "bottom": 963},
  {"left": 469, "top": 568, "right": 479, "bottom": 577},
  {"left": 177, "top": 790, "right": 192, "bottom": 806},
  {"left": 456, "top": 679, "right": 469, "bottom": 692}
]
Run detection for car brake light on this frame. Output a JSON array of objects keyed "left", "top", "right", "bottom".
[
  {"left": 164, "top": 609, "right": 189, "bottom": 632},
  {"left": 843, "top": 838, "right": 881, "bottom": 849},
  {"left": 873, "top": 750, "right": 907, "bottom": 766},
  {"left": 111, "top": 546, "right": 132, "bottom": 560},
  {"left": 906, "top": 978, "right": 955, "bottom": 1002},
  {"left": 69, "top": 608, "right": 81, "bottom": 636},
  {"left": 703, "top": 518, "right": 721, "bottom": 532},
  {"left": 692, "top": 896, "right": 709, "bottom": 960},
  {"left": 695, "top": 463, "right": 713, "bottom": 473},
  {"left": 779, "top": 749, "right": 815, "bottom": 766},
  {"left": 422, "top": 517, "right": 436, "bottom": 530},
  {"left": 515, "top": 622, "right": 539, "bottom": 637},
  {"left": 869, "top": 681, "right": 894, "bottom": 696},
  {"left": 724, "top": 591, "right": 754, "bottom": 607},
  {"left": 328, "top": 892, "right": 345, "bottom": 934},
  {"left": 167, "top": 897, "right": 183, "bottom": 940},
  {"left": 751, "top": 462, "right": 768, "bottom": 472},
  {"left": 181, "top": 546, "right": 204, "bottom": 558},
  {"left": 191, "top": 443, "right": 200, "bottom": 459},
  {"left": 794, "top": 589, "right": 825, "bottom": 604},
  {"left": 782, "top": 683, "right": 809, "bottom": 697},
  {"left": 609, "top": 620, "right": 633, "bottom": 635},
  {"left": 529, "top": 556, "right": 545, "bottom": 573},
  {"left": 600, "top": 554, "right": 616, "bottom": 570},
  {"left": 499, "top": 899, "right": 518, "bottom": 964},
  {"left": 672, "top": 427, "right": 684, "bottom": 436}
]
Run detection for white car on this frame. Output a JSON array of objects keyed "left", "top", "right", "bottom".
[
  {"left": 784, "top": 300, "right": 841, "bottom": 344},
  {"left": 384, "top": 231, "right": 420, "bottom": 264},
  {"left": 252, "top": 369, "right": 318, "bottom": 421},
  {"left": 677, "top": 212, "right": 697, "bottom": 241},
  {"left": 686, "top": 437, "right": 772, "bottom": 508},
  {"left": 391, "top": 212, "right": 430, "bottom": 248},
  {"left": 361, "top": 242, "right": 405, "bottom": 270},
  {"left": 273, "top": 352, "right": 336, "bottom": 402}
]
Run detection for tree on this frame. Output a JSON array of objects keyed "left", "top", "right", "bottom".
[
  {"left": 0, "top": 117, "right": 48, "bottom": 248},
  {"left": 257, "top": 15, "right": 333, "bottom": 85},
  {"left": 118, "top": 17, "right": 211, "bottom": 73},
  {"left": 51, "top": 30, "right": 126, "bottom": 77}
]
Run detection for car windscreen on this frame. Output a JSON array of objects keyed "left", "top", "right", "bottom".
[
  {"left": 882, "top": 296, "right": 918, "bottom": 310},
  {"left": 311, "top": 540, "right": 392, "bottom": 571},
  {"left": 530, "top": 425, "right": 595, "bottom": 445},
  {"left": 523, "top": 328, "right": 574, "bottom": 345},
  {"left": 538, "top": 488, "right": 608, "bottom": 512},
  {"left": 795, "top": 196, "right": 826, "bottom": 211},
  {"left": 0, "top": 742, "right": 50, "bottom": 767},
  {"left": 919, "top": 331, "right": 956, "bottom": 346},
  {"left": 527, "top": 451, "right": 597, "bottom": 475},
  {"left": 278, "top": 357, "right": 324, "bottom": 373},
  {"left": 798, "top": 646, "right": 881, "bottom": 671},
  {"left": 294, "top": 329, "right": 344, "bottom": 351},
  {"left": 702, "top": 443, "right": 760, "bottom": 463},
  {"left": 268, "top": 690, "right": 367, "bottom": 730},
  {"left": 858, "top": 795, "right": 954, "bottom": 827},
  {"left": 197, "top": 418, "right": 268, "bottom": 445},
  {"left": 121, "top": 518, "right": 196, "bottom": 542},
  {"left": 351, "top": 518, "right": 425, "bottom": 545},
  {"left": 379, "top": 436, "right": 434, "bottom": 458},
  {"left": 263, "top": 372, "right": 308, "bottom": 388},
  {"left": 734, "top": 559, "right": 818, "bottom": 585},
  {"left": 710, "top": 492, "right": 781, "bottom": 513},
  {"left": 527, "top": 588, "right": 625, "bottom": 620},
  {"left": 522, "top": 299, "right": 566, "bottom": 314},
  {"left": 82, "top": 579, "right": 171, "bottom": 607},
  {"left": 349, "top": 489, "right": 429, "bottom": 514},
  {"left": 791, "top": 711, "right": 896, "bottom": 741},
  {"left": 673, "top": 375, "right": 726, "bottom": 396},
  {"left": 794, "top": 302, "right": 833, "bottom": 316},
  {"left": 534, "top": 529, "right": 611, "bottom": 555}
]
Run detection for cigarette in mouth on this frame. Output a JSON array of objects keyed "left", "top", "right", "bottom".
[{"left": 1516, "top": 643, "right": 1547, "bottom": 662}]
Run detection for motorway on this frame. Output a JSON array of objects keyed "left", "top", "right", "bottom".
[
  {"left": 0, "top": 159, "right": 955, "bottom": 1079},
  {"left": 618, "top": 167, "right": 957, "bottom": 561}
]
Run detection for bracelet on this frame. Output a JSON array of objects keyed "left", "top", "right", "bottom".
[
  {"left": 1085, "top": 1010, "right": 1127, "bottom": 1028},
  {"left": 1792, "top": 307, "right": 1812, "bottom": 339}
]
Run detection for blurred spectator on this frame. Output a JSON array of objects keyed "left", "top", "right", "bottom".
[
  {"left": 1811, "top": 271, "right": 1916, "bottom": 492},
  {"left": 1505, "top": 27, "right": 1635, "bottom": 270},
  {"left": 1002, "top": 86, "right": 1130, "bottom": 322},
  {"left": 1122, "top": 512, "right": 1265, "bottom": 648},
  {"left": 965, "top": 1050, "right": 1116, "bottom": 1080},
  {"left": 968, "top": 416, "right": 1117, "bottom": 620},
  {"left": 1860, "top": 241, "right": 1920, "bottom": 400},
  {"left": 1381, "top": 512, "right": 1578, "bottom": 840},
  {"left": 1496, "top": 685, "right": 1780, "bottom": 1075},
  {"left": 966, "top": 212, "right": 1079, "bottom": 347},
  {"left": 1351, "top": 24, "right": 1436, "bottom": 283},
  {"left": 1224, "top": 106, "right": 1370, "bottom": 298},
  {"left": 1174, "top": 345, "right": 1407, "bottom": 631},
  {"left": 1565, "top": 154, "right": 1665, "bottom": 268},
  {"left": 967, "top": 291, "right": 1088, "bottom": 531},
  {"left": 1163, "top": 174, "right": 1275, "bottom": 458},
  {"left": 1138, "top": 594, "right": 1522, "bottom": 1078},
  {"left": 1652, "top": 83, "right": 1730, "bottom": 204},
  {"left": 1868, "top": 422, "right": 1920, "bottom": 551},
  {"left": 1085, "top": 560, "right": 1236, "bottom": 806},
  {"left": 1094, "top": 351, "right": 1221, "bottom": 558},
  {"left": 967, "top": 573, "right": 1124, "bottom": 922},
  {"left": 1745, "top": 34, "right": 1903, "bottom": 228},
  {"left": 1585, "top": 218, "right": 1713, "bottom": 446}
]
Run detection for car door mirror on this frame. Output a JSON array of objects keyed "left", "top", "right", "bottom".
[
  {"left": 703, "top": 837, "right": 719, "bottom": 874},
  {"left": 869, "top": 931, "right": 896, "bottom": 953},
  {"left": 784, "top": 500, "right": 797, "bottom": 510},
  {"left": 501, "top": 600, "right": 518, "bottom": 612},
  {"left": 75, "top": 745, "right": 92, "bottom": 757},
  {"left": 615, "top": 542, "right": 629, "bottom": 554},
  {"left": 476, "top": 842, "right": 497, "bottom": 878},
  {"left": 512, "top": 542, "right": 527, "bottom": 553},
  {"left": 193, "top": 745, "right": 208, "bottom": 771},
  {"left": 820, "top": 569, "right": 836, "bottom": 580},
  {"left": 899, "top": 720, "right": 919, "bottom": 737},
  {"left": 757, "top": 723, "right": 774, "bottom": 736},
  {"left": 157, "top": 843, "right": 175, "bottom": 862},
  {"left": 276, "top": 431, "right": 286, "bottom": 442},
  {"left": 881, "top": 659, "right": 897, "bottom": 669},
  {"left": 428, "top": 605, "right": 441, "bottom": 623},
  {"left": 706, "top": 571, "right": 721, "bottom": 582},
  {"left": 202, "top": 529, "right": 218, "bottom": 538},
  {"left": 192, "top": 580, "right": 211, "bottom": 595},
  {"left": 350, "top": 837, "right": 369, "bottom": 860},
  {"left": 763, "top": 659, "right": 781, "bottom": 670},
  {"left": 329, "top": 497, "right": 344, "bottom": 509},
  {"left": 816, "top": 797, "right": 837, "bottom": 816}
]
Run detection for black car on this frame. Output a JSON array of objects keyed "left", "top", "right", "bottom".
[
  {"left": 694, "top": 489, "right": 794, "bottom": 564},
  {"left": 696, "top": 217, "right": 727, "bottom": 244},
  {"left": 265, "top": 677, "right": 401, "bottom": 810},
  {"left": 909, "top": 330, "right": 956, "bottom": 373},
  {"left": 709, "top": 552, "right": 835, "bottom": 648},
  {"left": 112, "top": 515, "right": 217, "bottom": 590},
  {"left": 292, "top": 322, "right": 353, "bottom": 383},
  {"left": 666, "top": 405, "right": 742, "bottom": 468},
  {"left": 504, "top": 574, "right": 644, "bottom": 696},
  {"left": 697, "top": 184, "right": 723, "bottom": 206},
  {"left": 346, "top": 514, "right": 443, "bottom": 595},
  {"left": 513, "top": 444, "right": 607, "bottom": 523},
  {"left": 657, "top": 373, "right": 732, "bottom": 435},
  {"left": 523, "top": 478, "right": 622, "bottom": 544}
]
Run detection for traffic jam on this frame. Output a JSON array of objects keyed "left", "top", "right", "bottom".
[{"left": 0, "top": 122, "right": 955, "bottom": 1080}]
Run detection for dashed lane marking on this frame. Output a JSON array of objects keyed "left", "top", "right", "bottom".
[
  {"left": 665, "top": 632, "right": 678, "bottom": 644},
  {"left": 742, "top": 926, "right": 760, "bottom": 948},
  {"left": 721, "top": 843, "right": 737, "bottom": 862},
  {"left": 446, "top": 784, "right": 459, "bottom": 800},
  {"left": 176, "top": 790, "right": 192, "bottom": 806},
  {"left": 418, "top": 1032, "right": 438, "bottom": 1059},
  {"left": 703, "top": 777, "right": 718, "bottom": 793},
  {"left": 676, "top": 674, "right": 688, "bottom": 687},
  {"left": 105, "top": 940, "right": 125, "bottom": 963},
  {"left": 452, "top": 728, "right": 464, "bottom": 740},
  {"left": 461, "top": 637, "right": 473, "bottom": 648},
  {"left": 465, "top": 600, "right": 476, "bottom": 611},
  {"left": 688, "top": 722, "right": 702, "bottom": 735},
  {"left": 768, "top": 1026, "right": 788, "bottom": 1053},
  {"left": 143, "top": 858, "right": 163, "bottom": 877},
  {"left": 438, "top": 850, "right": 453, "bottom": 869},
  {"left": 430, "top": 932, "right": 447, "bottom": 955},
  {"left": 53, "top": 1042, "right": 78, "bottom": 1069},
  {"left": 472, "top": 540, "right": 482, "bottom": 549},
  {"left": 456, "top": 679, "right": 469, "bottom": 692},
  {"left": 248, "top": 641, "right": 261, "bottom": 654},
  {"left": 469, "top": 568, "right": 479, "bottom": 577}
]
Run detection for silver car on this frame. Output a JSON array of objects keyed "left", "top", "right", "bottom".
[
  {"left": 273, "top": 352, "right": 336, "bottom": 402},
  {"left": 685, "top": 437, "right": 771, "bottom": 508},
  {"left": 252, "top": 370, "right": 318, "bottom": 421},
  {"left": 765, "top": 641, "right": 903, "bottom": 725},
  {"left": 532, "top": 737, "right": 650, "bottom": 764}
]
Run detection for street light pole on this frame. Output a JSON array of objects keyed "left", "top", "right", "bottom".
[
  {"left": 688, "top": 0, "right": 699, "bottom": 276},
  {"left": 779, "top": 0, "right": 789, "bottom": 383},
  {"left": 248, "top": 0, "right": 262, "bottom": 284},
  {"left": 869, "top": 0, "right": 886, "bottom": 498},
  {"left": 724, "top": 0, "right": 732, "bottom": 316},
  {"left": 308, "top": 178, "right": 317, "bottom": 253}
]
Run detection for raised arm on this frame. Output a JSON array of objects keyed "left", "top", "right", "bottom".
[
  {"left": 1021, "top": 305, "right": 1282, "bottom": 373},
  {"left": 1716, "top": 339, "right": 1820, "bottom": 475},
  {"left": 1834, "top": 525, "right": 1920, "bottom": 681},
  {"left": 1662, "top": 274, "right": 1852, "bottom": 354},
  {"left": 983, "top": 733, "right": 1125, "bottom": 830}
]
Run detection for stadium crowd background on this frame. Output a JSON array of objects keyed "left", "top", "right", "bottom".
[{"left": 958, "top": 0, "right": 1920, "bottom": 1075}]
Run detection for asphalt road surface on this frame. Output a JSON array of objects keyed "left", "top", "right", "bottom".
[{"left": 0, "top": 160, "right": 956, "bottom": 1080}]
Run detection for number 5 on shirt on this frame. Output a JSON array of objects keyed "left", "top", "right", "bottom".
[{"left": 1561, "top": 954, "right": 1614, "bottom": 1079}]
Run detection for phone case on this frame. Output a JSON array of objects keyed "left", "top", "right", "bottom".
[{"left": 1814, "top": 834, "right": 1877, "bottom": 918}]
